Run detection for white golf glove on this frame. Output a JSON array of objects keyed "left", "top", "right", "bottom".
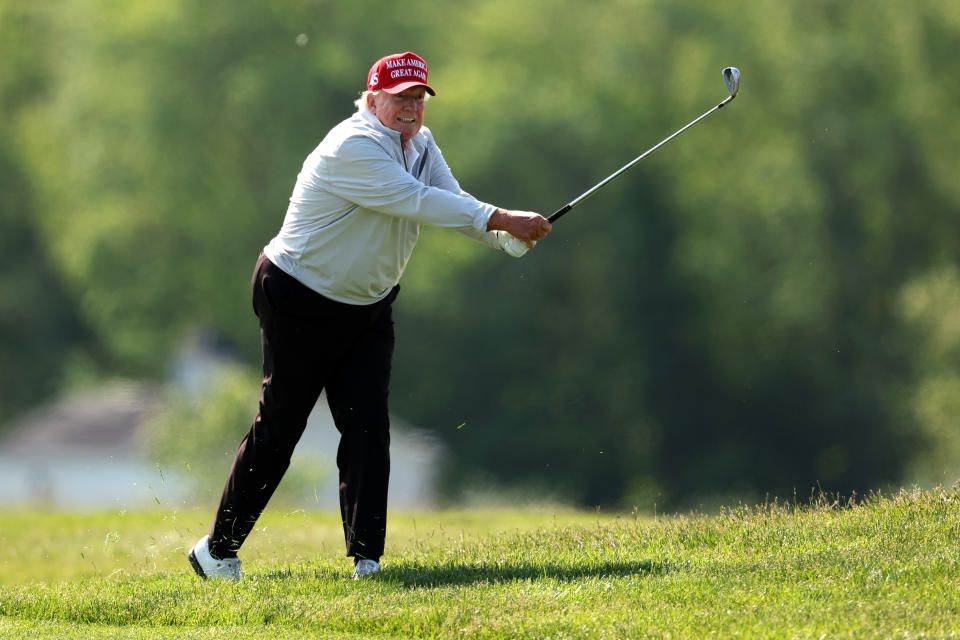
[{"left": 500, "top": 232, "right": 535, "bottom": 258}]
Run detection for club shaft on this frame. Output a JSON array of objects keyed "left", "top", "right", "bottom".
[{"left": 548, "top": 95, "right": 734, "bottom": 223}]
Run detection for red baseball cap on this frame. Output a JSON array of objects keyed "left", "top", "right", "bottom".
[{"left": 367, "top": 52, "right": 436, "bottom": 96}]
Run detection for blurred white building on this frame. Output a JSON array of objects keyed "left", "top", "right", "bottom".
[{"left": 0, "top": 379, "right": 443, "bottom": 510}]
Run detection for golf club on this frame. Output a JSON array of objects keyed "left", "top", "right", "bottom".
[{"left": 548, "top": 66, "right": 740, "bottom": 223}]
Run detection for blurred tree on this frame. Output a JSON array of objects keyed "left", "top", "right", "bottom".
[
  {"left": 4, "top": 0, "right": 959, "bottom": 508},
  {"left": 0, "top": 1, "right": 94, "bottom": 421},
  {"left": 393, "top": 0, "right": 960, "bottom": 507},
  {"left": 0, "top": 144, "right": 92, "bottom": 421}
]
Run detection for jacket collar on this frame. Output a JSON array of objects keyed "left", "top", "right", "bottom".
[{"left": 358, "top": 109, "right": 427, "bottom": 154}]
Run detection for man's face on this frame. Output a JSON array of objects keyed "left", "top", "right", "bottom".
[{"left": 368, "top": 86, "right": 426, "bottom": 143}]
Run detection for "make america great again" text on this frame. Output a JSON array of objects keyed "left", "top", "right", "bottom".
[{"left": 384, "top": 57, "right": 427, "bottom": 80}]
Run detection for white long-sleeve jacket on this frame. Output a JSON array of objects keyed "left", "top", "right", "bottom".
[{"left": 263, "top": 109, "right": 504, "bottom": 305}]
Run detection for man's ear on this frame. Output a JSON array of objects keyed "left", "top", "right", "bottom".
[{"left": 366, "top": 92, "right": 377, "bottom": 113}]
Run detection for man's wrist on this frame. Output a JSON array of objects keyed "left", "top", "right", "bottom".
[{"left": 486, "top": 208, "right": 509, "bottom": 232}]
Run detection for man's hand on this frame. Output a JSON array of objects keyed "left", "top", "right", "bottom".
[{"left": 487, "top": 209, "right": 552, "bottom": 249}]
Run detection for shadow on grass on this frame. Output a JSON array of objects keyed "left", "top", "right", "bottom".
[{"left": 383, "top": 559, "right": 669, "bottom": 588}]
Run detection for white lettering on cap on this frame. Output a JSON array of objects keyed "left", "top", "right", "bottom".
[
  {"left": 384, "top": 58, "right": 427, "bottom": 72},
  {"left": 390, "top": 69, "right": 427, "bottom": 80}
]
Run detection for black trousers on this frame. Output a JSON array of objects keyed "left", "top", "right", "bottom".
[{"left": 209, "top": 253, "right": 397, "bottom": 561}]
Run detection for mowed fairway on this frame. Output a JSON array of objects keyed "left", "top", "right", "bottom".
[{"left": 1, "top": 488, "right": 959, "bottom": 639}]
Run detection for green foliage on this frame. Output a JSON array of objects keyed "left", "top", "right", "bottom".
[
  {"left": 1, "top": 488, "right": 959, "bottom": 638},
  {"left": 2, "top": 0, "right": 960, "bottom": 507},
  {"left": 139, "top": 364, "right": 327, "bottom": 504},
  {"left": 897, "top": 265, "right": 960, "bottom": 486},
  {"left": 0, "top": 2, "right": 93, "bottom": 419},
  {"left": 390, "top": 0, "right": 960, "bottom": 507},
  {"left": 0, "top": 141, "right": 91, "bottom": 419}
]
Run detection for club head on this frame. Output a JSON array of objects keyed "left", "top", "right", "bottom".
[{"left": 722, "top": 67, "right": 740, "bottom": 98}]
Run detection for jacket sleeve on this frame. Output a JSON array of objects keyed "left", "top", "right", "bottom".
[
  {"left": 426, "top": 140, "right": 507, "bottom": 251},
  {"left": 322, "top": 136, "right": 496, "bottom": 231}
]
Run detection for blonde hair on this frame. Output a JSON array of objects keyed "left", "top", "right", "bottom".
[{"left": 354, "top": 90, "right": 380, "bottom": 113}]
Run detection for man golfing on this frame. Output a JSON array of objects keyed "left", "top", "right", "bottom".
[{"left": 188, "top": 51, "right": 551, "bottom": 581}]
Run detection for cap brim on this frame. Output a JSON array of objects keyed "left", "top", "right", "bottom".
[{"left": 381, "top": 81, "right": 436, "bottom": 96}]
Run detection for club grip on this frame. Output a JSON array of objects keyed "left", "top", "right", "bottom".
[{"left": 547, "top": 204, "right": 572, "bottom": 223}]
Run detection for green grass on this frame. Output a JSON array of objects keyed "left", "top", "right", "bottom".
[{"left": 2, "top": 488, "right": 959, "bottom": 639}]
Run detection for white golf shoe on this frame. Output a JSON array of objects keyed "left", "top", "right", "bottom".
[
  {"left": 188, "top": 535, "right": 242, "bottom": 580},
  {"left": 352, "top": 558, "right": 381, "bottom": 580}
]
